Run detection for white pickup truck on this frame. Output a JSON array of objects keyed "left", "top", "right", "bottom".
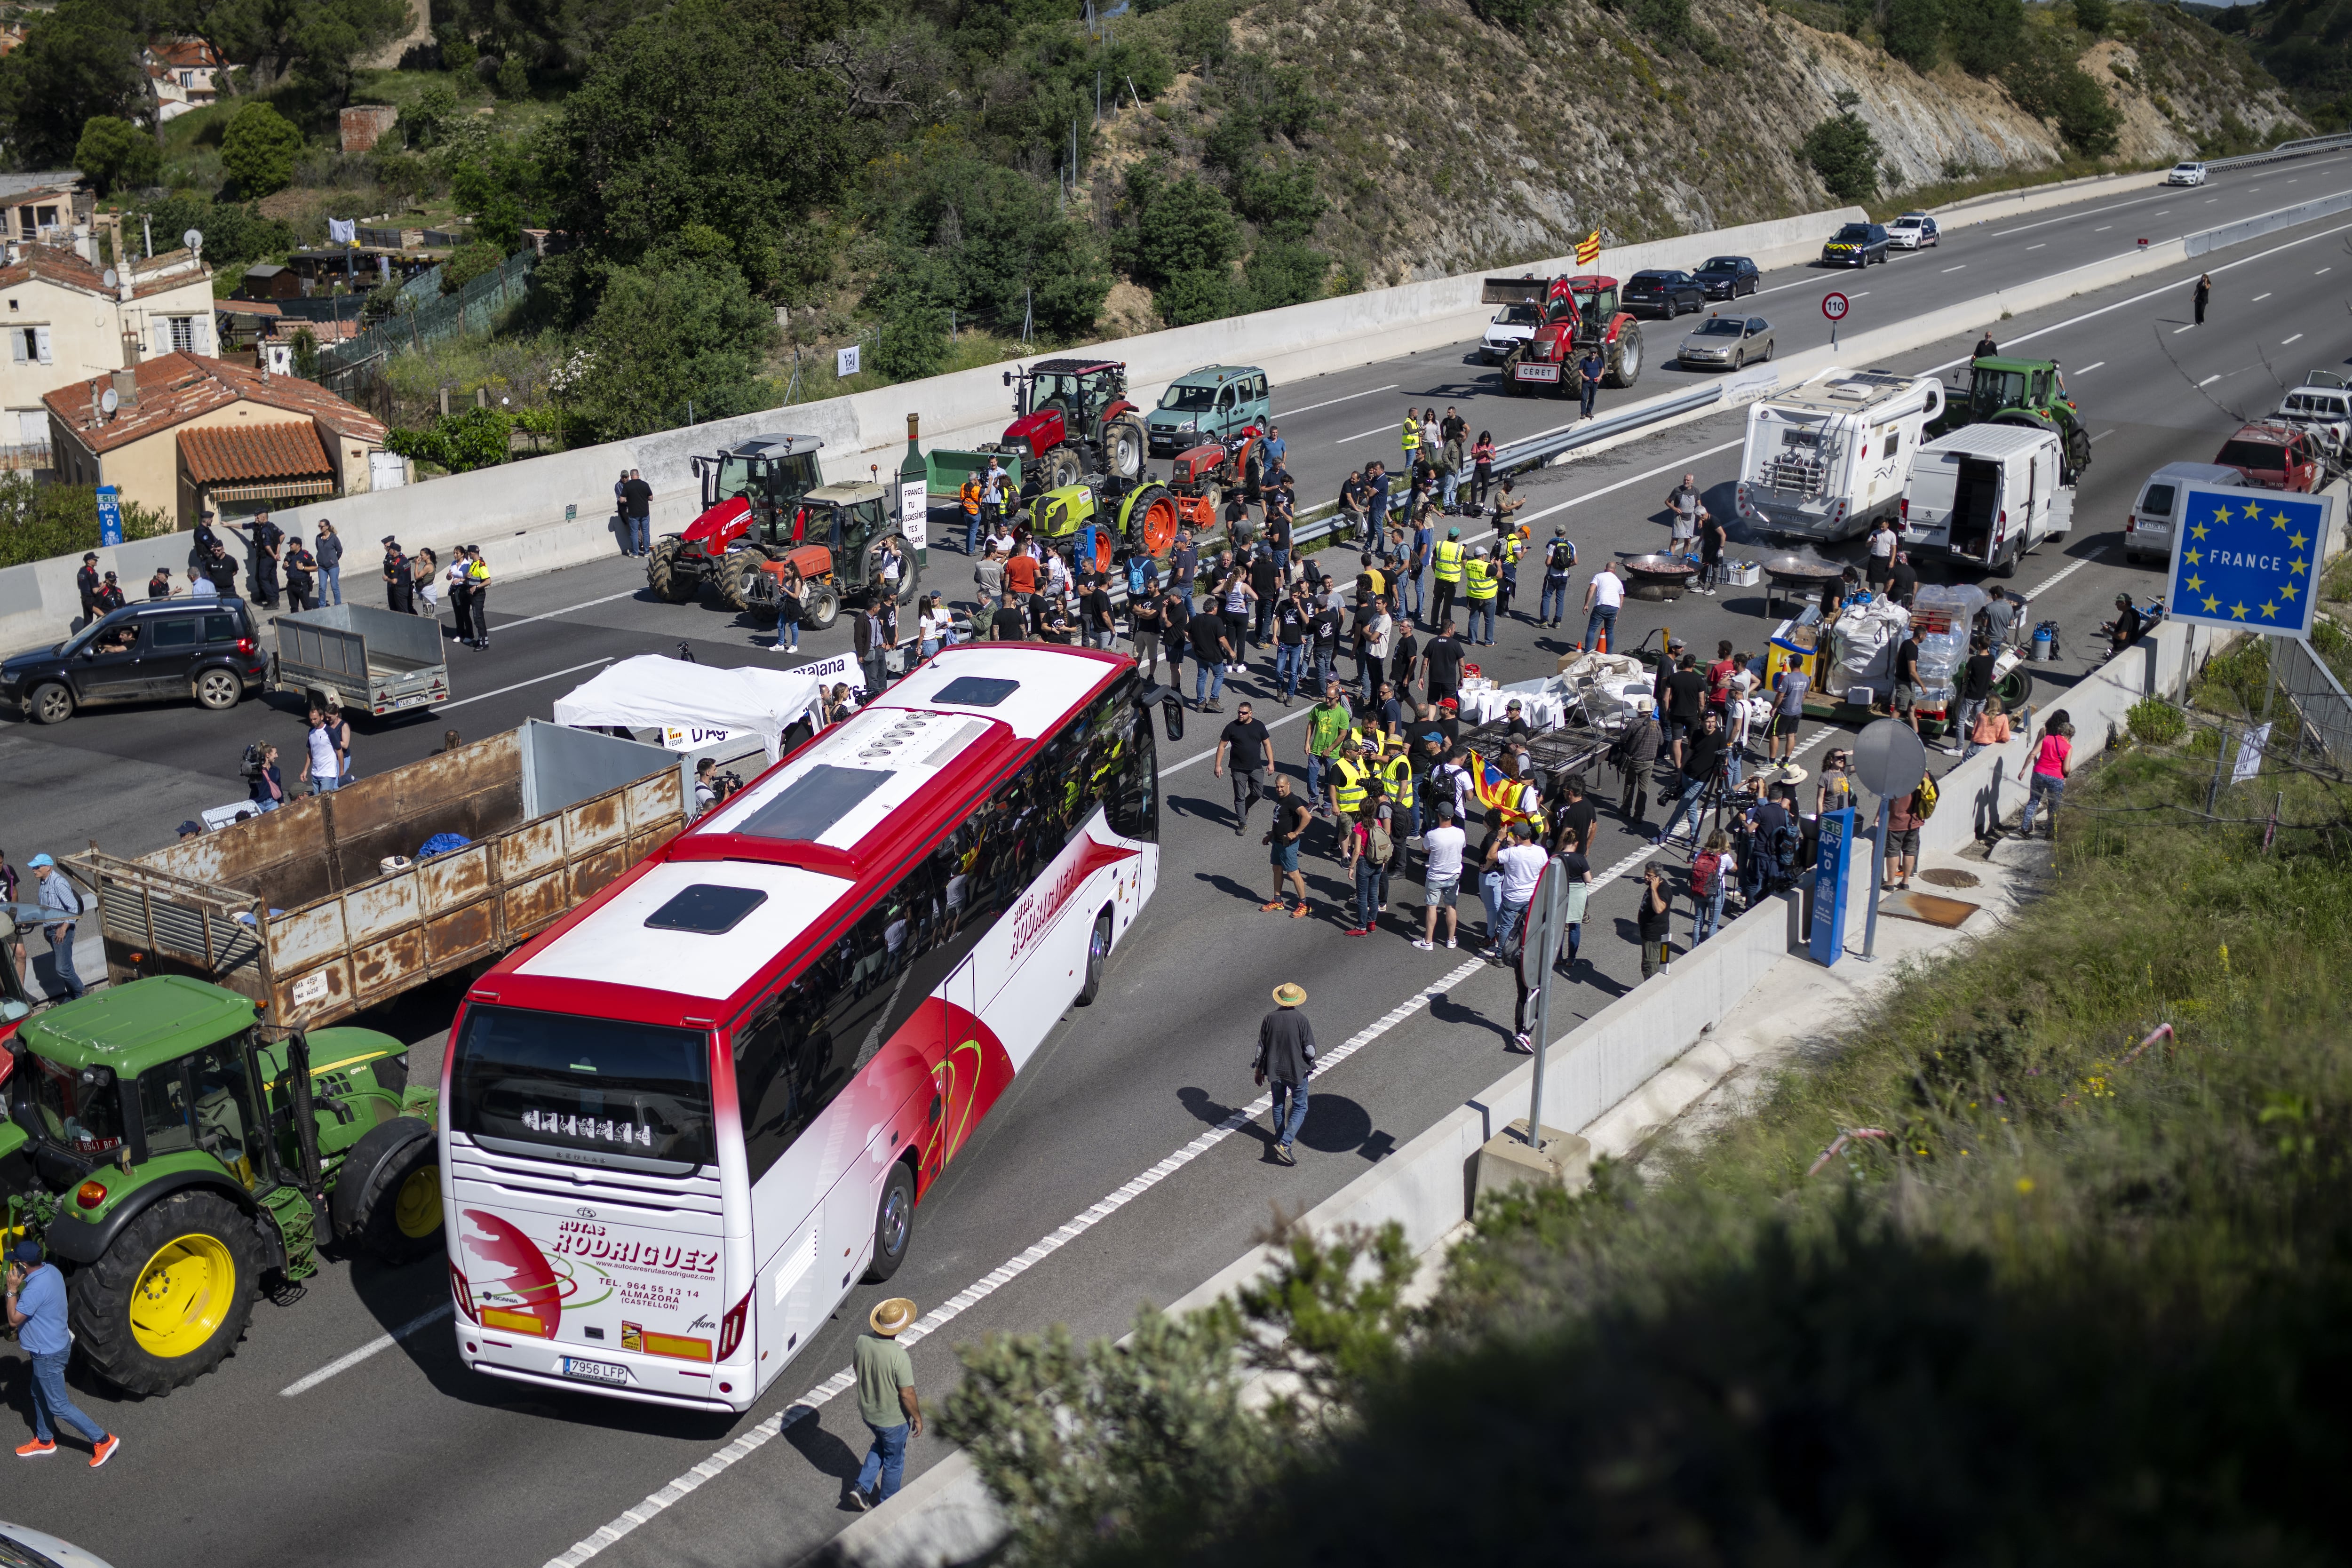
[
  {"left": 1734, "top": 370, "right": 1944, "bottom": 543},
  {"left": 1898, "top": 422, "right": 2073, "bottom": 578}
]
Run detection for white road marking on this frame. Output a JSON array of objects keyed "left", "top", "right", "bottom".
[
  {"left": 1161, "top": 704, "right": 1314, "bottom": 775},
  {"left": 280, "top": 1303, "right": 454, "bottom": 1397},
  {"left": 2075, "top": 361, "right": 2106, "bottom": 374},
  {"left": 2027, "top": 243, "right": 2046, "bottom": 251},
  {"left": 2199, "top": 374, "right": 2222, "bottom": 387},
  {"left": 2206, "top": 199, "right": 2218, "bottom": 204},
  {"left": 1283, "top": 383, "right": 1399, "bottom": 417},
  {"left": 2283, "top": 333, "right": 2304, "bottom": 345},
  {"left": 2252, "top": 292, "right": 2273, "bottom": 302},
  {"left": 1334, "top": 423, "right": 1393, "bottom": 445},
  {"left": 2094, "top": 226, "right": 2113, "bottom": 232},
  {"left": 496, "top": 588, "right": 642, "bottom": 631},
  {"left": 2154, "top": 210, "right": 2171, "bottom": 216},
  {"left": 435, "top": 657, "right": 612, "bottom": 711},
  {"left": 2319, "top": 267, "right": 2333, "bottom": 275},
  {"left": 2175, "top": 324, "right": 2196, "bottom": 334},
  {"left": 2093, "top": 429, "right": 2116, "bottom": 441},
  {"left": 541, "top": 956, "right": 1491, "bottom": 1568},
  {"left": 2023, "top": 553, "right": 2100, "bottom": 599},
  {"left": 1991, "top": 188, "right": 2176, "bottom": 237},
  {"left": 1942, "top": 264, "right": 1967, "bottom": 272},
  {"left": 1516, "top": 438, "right": 1747, "bottom": 530}
]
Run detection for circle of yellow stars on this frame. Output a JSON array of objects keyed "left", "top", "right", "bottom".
[{"left": 2180, "top": 496, "right": 2311, "bottom": 622}]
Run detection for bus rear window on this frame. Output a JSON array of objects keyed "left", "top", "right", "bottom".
[{"left": 450, "top": 1006, "right": 714, "bottom": 1171}]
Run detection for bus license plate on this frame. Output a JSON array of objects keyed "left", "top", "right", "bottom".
[
  {"left": 1515, "top": 364, "right": 1560, "bottom": 383},
  {"left": 562, "top": 1356, "right": 630, "bottom": 1386}
]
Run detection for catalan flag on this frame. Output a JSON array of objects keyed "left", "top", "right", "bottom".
[
  {"left": 1469, "top": 752, "right": 1540, "bottom": 829},
  {"left": 1574, "top": 230, "right": 1601, "bottom": 267}
]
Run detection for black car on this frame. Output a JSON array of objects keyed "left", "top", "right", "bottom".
[
  {"left": 0, "top": 598, "right": 267, "bottom": 724},
  {"left": 1821, "top": 223, "right": 1890, "bottom": 268},
  {"left": 1692, "top": 255, "right": 1761, "bottom": 299},
  {"left": 1622, "top": 270, "right": 1706, "bottom": 317}
]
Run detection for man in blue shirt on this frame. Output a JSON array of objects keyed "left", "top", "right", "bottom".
[
  {"left": 1265, "top": 425, "right": 1286, "bottom": 472},
  {"left": 8, "top": 1240, "right": 119, "bottom": 1465}
]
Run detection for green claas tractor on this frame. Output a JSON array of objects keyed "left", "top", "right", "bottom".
[
  {"left": 1032, "top": 481, "right": 1183, "bottom": 574},
  {"left": 0, "top": 976, "right": 439, "bottom": 1395},
  {"left": 1930, "top": 356, "right": 2092, "bottom": 483}
]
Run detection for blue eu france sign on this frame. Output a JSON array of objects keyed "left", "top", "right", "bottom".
[{"left": 2166, "top": 485, "right": 2336, "bottom": 639}]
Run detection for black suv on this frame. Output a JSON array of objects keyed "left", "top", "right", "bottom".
[
  {"left": 0, "top": 598, "right": 267, "bottom": 724},
  {"left": 1821, "top": 223, "right": 1890, "bottom": 268},
  {"left": 1622, "top": 271, "right": 1706, "bottom": 317},
  {"left": 1692, "top": 255, "right": 1761, "bottom": 299}
]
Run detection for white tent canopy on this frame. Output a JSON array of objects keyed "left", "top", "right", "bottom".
[{"left": 551, "top": 655, "right": 824, "bottom": 761}]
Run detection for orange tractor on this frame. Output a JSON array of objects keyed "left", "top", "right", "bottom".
[
  {"left": 1488, "top": 275, "right": 1644, "bottom": 399},
  {"left": 1162, "top": 423, "right": 1270, "bottom": 524}
]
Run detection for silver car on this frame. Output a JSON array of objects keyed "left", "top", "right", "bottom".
[
  {"left": 1481, "top": 302, "right": 1543, "bottom": 363},
  {"left": 1676, "top": 313, "right": 1774, "bottom": 370}
]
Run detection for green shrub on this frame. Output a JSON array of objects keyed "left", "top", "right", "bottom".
[
  {"left": 220, "top": 102, "right": 306, "bottom": 198},
  {"left": 2126, "top": 695, "right": 2188, "bottom": 746},
  {"left": 1946, "top": 0, "right": 2024, "bottom": 75},
  {"left": 73, "top": 116, "right": 160, "bottom": 196},
  {"left": 1158, "top": 268, "right": 1246, "bottom": 326},
  {"left": 495, "top": 52, "right": 529, "bottom": 98},
  {"left": 1802, "top": 108, "right": 1881, "bottom": 199},
  {"left": 2071, "top": 0, "right": 2110, "bottom": 36},
  {"left": 1882, "top": 0, "right": 1946, "bottom": 69},
  {"left": 2006, "top": 55, "right": 2123, "bottom": 157},
  {"left": 384, "top": 406, "right": 513, "bottom": 473},
  {"left": 0, "top": 477, "right": 170, "bottom": 569},
  {"left": 441, "top": 240, "right": 507, "bottom": 296},
  {"left": 1470, "top": 0, "right": 1565, "bottom": 29}
]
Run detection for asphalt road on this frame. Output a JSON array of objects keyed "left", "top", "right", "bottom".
[{"left": 4, "top": 165, "right": 2351, "bottom": 1568}]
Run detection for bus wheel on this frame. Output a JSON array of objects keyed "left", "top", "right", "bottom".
[
  {"left": 863, "top": 1162, "right": 917, "bottom": 1284},
  {"left": 1076, "top": 909, "right": 1111, "bottom": 1006}
]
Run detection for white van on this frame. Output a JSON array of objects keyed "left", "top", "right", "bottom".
[
  {"left": 2124, "top": 461, "right": 2243, "bottom": 566},
  {"left": 1735, "top": 370, "right": 1945, "bottom": 543},
  {"left": 2273, "top": 377, "right": 2351, "bottom": 459},
  {"left": 1898, "top": 422, "right": 2073, "bottom": 577}
]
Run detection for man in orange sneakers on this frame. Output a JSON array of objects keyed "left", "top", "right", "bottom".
[
  {"left": 1261, "top": 775, "right": 1313, "bottom": 918},
  {"left": 7, "top": 1240, "right": 119, "bottom": 1467}
]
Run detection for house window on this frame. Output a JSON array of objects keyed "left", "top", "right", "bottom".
[
  {"left": 179, "top": 70, "right": 193, "bottom": 86},
  {"left": 166, "top": 316, "right": 196, "bottom": 353},
  {"left": 9, "top": 326, "right": 50, "bottom": 365},
  {"left": 33, "top": 206, "right": 58, "bottom": 231}
]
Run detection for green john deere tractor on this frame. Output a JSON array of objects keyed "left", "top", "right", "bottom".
[
  {"left": 1930, "top": 355, "right": 2093, "bottom": 483},
  {"left": 0, "top": 975, "right": 439, "bottom": 1395}
]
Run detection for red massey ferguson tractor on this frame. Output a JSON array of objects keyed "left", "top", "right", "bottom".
[
  {"left": 984, "top": 359, "right": 1148, "bottom": 490},
  {"left": 1488, "top": 275, "right": 1644, "bottom": 400}
]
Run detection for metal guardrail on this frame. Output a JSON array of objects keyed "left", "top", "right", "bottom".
[
  {"left": 2186, "top": 188, "right": 2352, "bottom": 257},
  {"left": 1488, "top": 383, "right": 1726, "bottom": 476},
  {"left": 2273, "top": 633, "right": 2352, "bottom": 764},
  {"left": 2205, "top": 130, "right": 2352, "bottom": 174}
]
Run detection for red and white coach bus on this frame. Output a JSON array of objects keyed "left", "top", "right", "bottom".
[{"left": 437, "top": 644, "right": 1160, "bottom": 1409}]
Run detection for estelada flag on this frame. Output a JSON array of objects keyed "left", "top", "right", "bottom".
[
  {"left": 1574, "top": 230, "right": 1601, "bottom": 266},
  {"left": 1469, "top": 751, "right": 1517, "bottom": 813}
]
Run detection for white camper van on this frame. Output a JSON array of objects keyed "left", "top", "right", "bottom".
[
  {"left": 1734, "top": 370, "right": 1944, "bottom": 543},
  {"left": 1898, "top": 422, "right": 2074, "bottom": 577}
]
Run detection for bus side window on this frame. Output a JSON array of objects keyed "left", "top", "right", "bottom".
[{"left": 734, "top": 987, "right": 814, "bottom": 1182}]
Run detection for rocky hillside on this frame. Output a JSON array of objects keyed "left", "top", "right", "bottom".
[{"left": 1085, "top": 0, "right": 2304, "bottom": 300}]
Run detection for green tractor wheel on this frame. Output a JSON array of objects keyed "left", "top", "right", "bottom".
[
  {"left": 71, "top": 1188, "right": 261, "bottom": 1395},
  {"left": 333, "top": 1118, "right": 444, "bottom": 1266},
  {"left": 647, "top": 538, "right": 695, "bottom": 604},
  {"left": 1121, "top": 484, "right": 1180, "bottom": 560}
]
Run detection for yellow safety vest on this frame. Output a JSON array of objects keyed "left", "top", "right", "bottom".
[
  {"left": 1499, "top": 780, "right": 1544, "bottom": 836},
  {"left": 1333, "top": 757, "right": 1368, "bottom": 814},
  {"left": 1433, "top": 540, "right": 1465, "bottom": 584},
  {"left": 1400, "top": 420, "right": 1420, "bottom": 453},
  {"left": 1464, "top": 558, "right": 1497, "bottom": 601},
  {"left": 1500, "top": 535, "right": 1523, "bottom": 566},
  {"left": 1383, "top": 754, "right": 1414, "bottom": 810}
]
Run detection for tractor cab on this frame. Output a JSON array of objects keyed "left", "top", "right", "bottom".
[
  {"left": 1933, "top": 356, "right": 2089, "bottom": 479},
  {"left": 692, "top": 433, "right": 826, "bottom": 548},
  {"left": 1004, "top": 360, "right": 1127, "bottom": 458},
  {"left": 793, "top": 481, "right": 892, "bottom": 565}
]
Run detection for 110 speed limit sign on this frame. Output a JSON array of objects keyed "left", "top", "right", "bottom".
[{"left": 1822, "top": 291, "right": 1851, "bottom": 322}]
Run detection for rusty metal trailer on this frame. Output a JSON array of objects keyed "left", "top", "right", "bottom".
[{"left": 72, "top": 721, "right": 687, "bottom": 1034}]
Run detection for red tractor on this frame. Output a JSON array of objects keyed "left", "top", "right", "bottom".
[
  {"left": 1486, "top": 275, "right": 1644, "bottom": 399},
  {"left": 986, "top": 359, "right": 1148, "bottom": 490}
]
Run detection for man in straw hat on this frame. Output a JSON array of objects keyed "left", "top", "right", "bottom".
[
  {"left": 1255, "top": 982, "right": 1318, "bottom": 1165},
  {"left": 849, "top": 1296, "right": 922, "bottom": 1510}
]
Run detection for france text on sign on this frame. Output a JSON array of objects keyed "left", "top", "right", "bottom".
[
  {"left": 2164, "top": 485, "right": 2336, "bottom": 638},
  {"left": 1821, "top": 292, "right": 1850, "bottom": 322}
]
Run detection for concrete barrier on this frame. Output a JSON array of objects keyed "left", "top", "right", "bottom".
[{"left": 1929, "top": 168, "right": 2168, "bottom": 231}]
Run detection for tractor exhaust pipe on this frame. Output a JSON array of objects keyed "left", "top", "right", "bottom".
[{"left": 286, "top": 1031, "right": 325, "bottom": 1194}]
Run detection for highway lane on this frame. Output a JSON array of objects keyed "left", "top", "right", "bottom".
[{"left": 2, "top": 182, "right": 2349, "bottom": 1568}]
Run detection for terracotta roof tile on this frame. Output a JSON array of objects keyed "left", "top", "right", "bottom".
[
  {"left": 0, "top": 244, "right": 209, "bottom": 302},
  {"left": 43, "top": 352, "right": 387, "bottom": 458},
  {"left": 178, "top": 420, "right": 332, "bottom": 484}
]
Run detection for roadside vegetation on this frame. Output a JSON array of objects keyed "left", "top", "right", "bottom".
[
  {"left": 0, "top": 475, "right": 172, "bottom": 570},
  {"left": 944, "top": 685, "right": 2352, "bottom": 1563}
]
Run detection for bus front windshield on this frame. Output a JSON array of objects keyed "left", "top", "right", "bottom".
[{"left": 450, "top": 1006, "right": 715, "bottom": 1171}]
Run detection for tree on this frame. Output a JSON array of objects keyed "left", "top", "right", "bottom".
[
  {"left": 1244, "top": 238, "right": 1327, "bottom": 311},
  {"left": 1127, "top": 174, "right": 1242, "bottom": 289},
  {"left": 128, "top": 195, "right": 297, "bottom": 269},
  {"left": 495, "top": 50, "right": 530, "bottom": 97},
  {"left": 2006, "top": 55, "right": 2122, "bottom": 157},
  {"left": 1802, "top": 102, "right": 1882, "bottom": 200},
  {"left": 180, "top": 0, "right": 414, "bottom": 100},
  {"left": 221, "top": 102, "right": 309, "bottom": 198},
  {"left": 440, "top": 239, "right": 507, "bottom": 294},
  {"left": 1945, "top": 0, "right": 2025, "bottom": 76},
  {"left": 569, "top": 250, "right": 778, "bottom": 438},
  {"left": 74, "top": 116, "right": 162, "bottom": 197},
  {"left": 547, "top": 0, "right": 882, "bottom": 285},
  {"left": 1882, "top": 0, "right": 1946, "bottom": 70},
  {"left": 874, "top": 302, "right": 950, "bottom": 381},
  {"left": 0, "top": 0, "right": 146, "bottom": 167},
  {"left": 1235, "top": 157, "right": 1324, "bottom": 243},
  {"left": 443, "top": 0, "right": 668, "bottom": 78},
  {"left": 2071, "top": 0, "right": 2110, "bottom": 35}
]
